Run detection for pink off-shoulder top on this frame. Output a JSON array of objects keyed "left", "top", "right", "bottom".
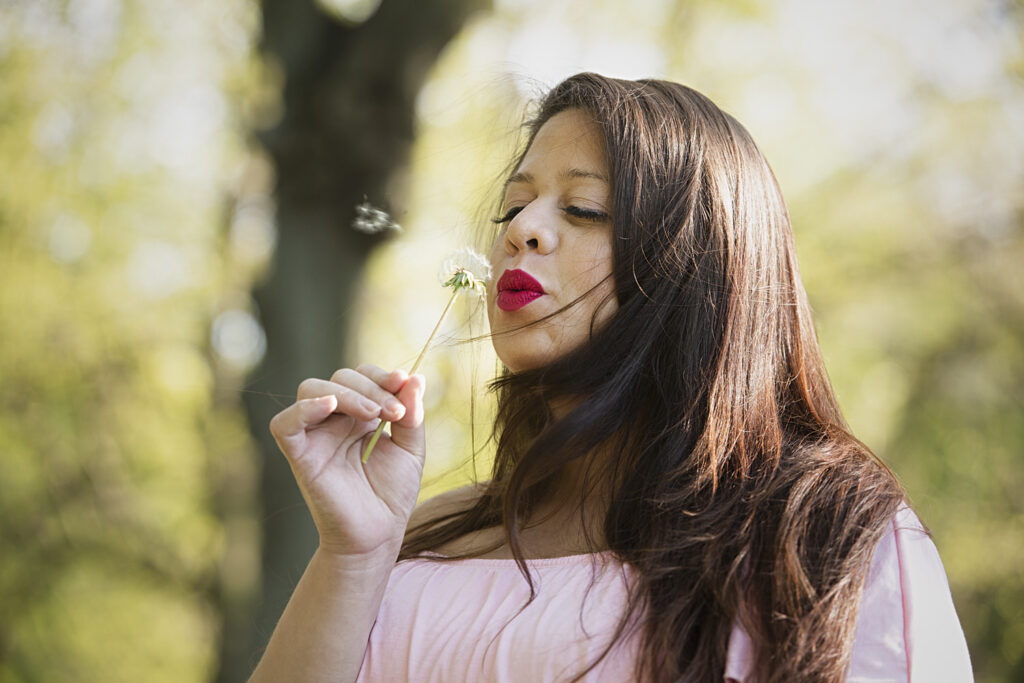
[{"left": 355, "top": 506, "right": 972, "bottom": 682}]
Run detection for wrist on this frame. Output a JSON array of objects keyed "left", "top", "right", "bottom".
[
  {"left": 314, "top": 540, "right": 401, "bottom": 574},
  {"left": 315, "top": 515, "right": 408, "bottom": 563}
]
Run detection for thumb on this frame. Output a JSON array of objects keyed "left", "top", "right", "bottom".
[{"left": 387, "top": 374, "right": 426, "bottom": 460}]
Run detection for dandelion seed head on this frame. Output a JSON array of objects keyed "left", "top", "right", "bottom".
[{"left": 438, "top": 247, "right": 492, "bottom": 297}]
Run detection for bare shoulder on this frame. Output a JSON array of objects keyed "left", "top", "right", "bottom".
[{"left": 407, "top": 481, "right": 488, "bottom": 528}]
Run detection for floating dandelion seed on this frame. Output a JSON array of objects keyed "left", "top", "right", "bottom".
[
  {"left": 361, "top": 247, "right": 492, "bottom": 463},
  {"left": 352, "top": 200, "right": 401, "bottom": 234}
]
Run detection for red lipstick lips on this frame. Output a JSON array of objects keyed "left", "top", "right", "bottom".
[{"left": 496, "top": 269, "right": 545, "bottom": 311}]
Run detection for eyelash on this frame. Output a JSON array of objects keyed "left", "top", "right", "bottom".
[{"left": 491, "top": 205, "right": 610, "bottom": 224}]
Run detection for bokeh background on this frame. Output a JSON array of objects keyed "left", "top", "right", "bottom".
[{"left": 1, "top": 0, "right": 1021, "bottom": 680}]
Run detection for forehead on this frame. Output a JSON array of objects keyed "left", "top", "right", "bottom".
[{"left": 513, "top": 109, "right": 608, "bottom": 178}]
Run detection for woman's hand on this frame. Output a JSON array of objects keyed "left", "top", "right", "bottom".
[{"left": 269, "top": 364, "right": 427, "bottom": 560}]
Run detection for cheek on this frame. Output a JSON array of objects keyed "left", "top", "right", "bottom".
[
  {"left": 488, "top": 232, "right": 505, "bottom": 261},
  {"left": 485, "top": 286, "right": 496, "bottom": 328},
  {"left": 576, "top": 242, "right": 617, "bottom": 320},
  {"left": 486, "top": 237, "right": 504, "bottom": 322},
  {"left": 574, "top": 241, "right": 615, "bottom": 287}
]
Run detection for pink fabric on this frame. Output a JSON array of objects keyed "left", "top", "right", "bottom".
[
  {"left": 357, "top": 507, "right": 972, "bottom": 682},
  {"left": 357, "top": 551, "right": 639, "bottom": 682},
  {"left": 724, "top": 506, "right": 973, "bottom": 682}
]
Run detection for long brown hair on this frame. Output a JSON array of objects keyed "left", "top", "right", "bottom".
[{"left": 402, "top": 73, "right": 905, "bottom": 682}]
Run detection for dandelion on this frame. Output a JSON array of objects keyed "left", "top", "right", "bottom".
[
  {"left": 438, "top": 246, "right": 491, "bottom": 297},
  {"left": 352, "top": 200, "right": 401, "bottom": 234},
  {"left": 362, "top": 247, "right": 491, "bottom": 462}
]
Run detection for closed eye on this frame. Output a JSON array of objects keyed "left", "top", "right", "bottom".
[
  {"left": 491, "top": 206, "right": 523, "bottom": 224},
  {"left": 564, "top": 206, "right": 609, "bottom": 222},
  {"left": 491, "top": 205, "right": 609, "bottom": 224}
]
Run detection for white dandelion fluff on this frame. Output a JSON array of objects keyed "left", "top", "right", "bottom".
[
  {"left": 437, "top": 246, "right": 492, "bottom": 297},
  {"left": 352, "top": 200, "right": 401, "bottom": 234}
]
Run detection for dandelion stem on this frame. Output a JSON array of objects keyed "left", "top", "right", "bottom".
[
  {"left": 361, "top": 287, "right": 461, "bottom": 463},
  {"left": 410, "top": 287, "right": 459, "bottom": 375}
]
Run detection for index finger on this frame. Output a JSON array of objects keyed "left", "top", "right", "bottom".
[
  {"left": 269, "top": 395, "right": 339, "bottom": 456},
  {"left": 337, "top": 364, "right": 409, "bottom": 394}
]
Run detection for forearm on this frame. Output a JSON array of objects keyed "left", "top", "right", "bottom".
[{"left": 248, "top": 545, "right": 398, "bottom": 683}]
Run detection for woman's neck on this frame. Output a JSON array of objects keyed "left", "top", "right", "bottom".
[
  {"left": 431, "top": 396, "right": 624, "bottom": 560},
  {"left": 527, "top": 438, "right": 621, "bottom": 548},
  {"left": 429, "top": 447, "right": 617, "bottom": 560}
]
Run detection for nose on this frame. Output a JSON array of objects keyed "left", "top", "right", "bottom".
[{"left": 503, "top": 201, "right": 558, "bottom": 255}]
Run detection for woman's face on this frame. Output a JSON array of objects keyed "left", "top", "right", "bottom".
[{"left": 487, "top": 108, "right": 618, "bottom": 373}]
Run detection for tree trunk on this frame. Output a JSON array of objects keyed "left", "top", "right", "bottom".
[{"left": 216, "top": 1, "right": 489, "bottom": 679}]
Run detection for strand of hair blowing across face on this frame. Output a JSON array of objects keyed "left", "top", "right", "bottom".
[{"left": 402, "top": 73, "right": 905, "bottom": 683}]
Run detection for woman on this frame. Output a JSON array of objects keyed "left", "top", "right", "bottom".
[{"left": 250, "top": 73, "right": 972, "bottom": 682}]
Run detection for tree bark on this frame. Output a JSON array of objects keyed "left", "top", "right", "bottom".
[{"left": 216, "top": 1, "right": 489, "bottom": 679}]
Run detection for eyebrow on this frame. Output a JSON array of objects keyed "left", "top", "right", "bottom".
[{"left": 503, "top": 168, "right": 609, "bottom": 189}]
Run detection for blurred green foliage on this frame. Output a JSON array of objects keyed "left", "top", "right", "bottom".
[
  {"left": 0, "top": 0, "right": 266, "bottom": 679},
  {"left": 1, "top": 0, "right": 1021, "bottom": 681}
]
